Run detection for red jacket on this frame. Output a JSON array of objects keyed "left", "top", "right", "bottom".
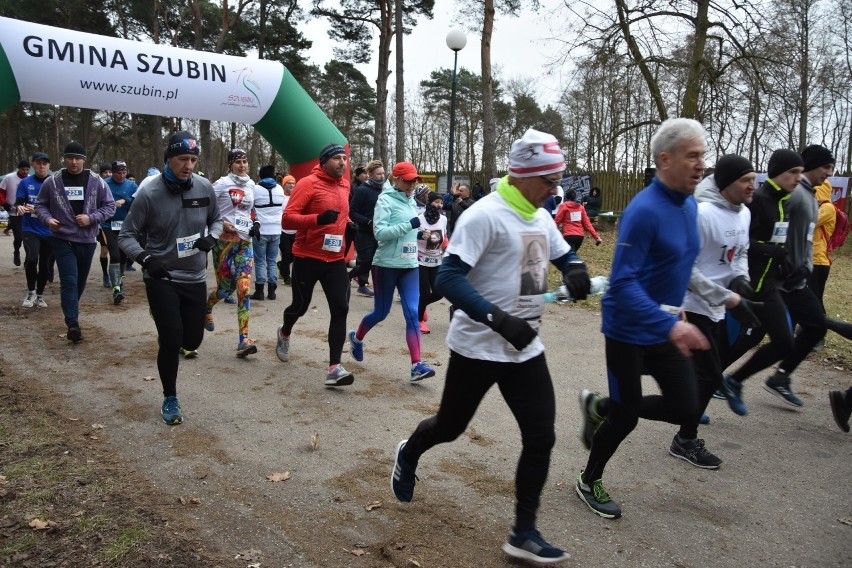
[
  {"left": 554, "top": 201, "right": 599, "bottom": 240},
  {"left": 282, "top": 165, "right": 350, "bottom": 262}
]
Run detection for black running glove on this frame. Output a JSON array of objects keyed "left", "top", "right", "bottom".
[
  {"left": 729, "top": 297, "right": 763, "bottom": 329},
  {"left": 410, "top": 217, "right": 421, "bottom": 229},
  {"left": 137, "top": 252, "right": 172, "bottom": 280},
  {"left": 193, "top": 235, "right": 217, "bottom": 252},
  {"left": 485, "top": 306, "right": 537, "bottom": 351},
  {"left": 562, "top": 263, "right": 591, "bottom": 301},
  {"left": 316, "top": 210, "right": 339, "bottom": 225},
  {"left": 249, "top": 221, "right": 261, "bottom": 238},
  {"left": 728, "top": 275, "right": 754, "bottom": 299}
]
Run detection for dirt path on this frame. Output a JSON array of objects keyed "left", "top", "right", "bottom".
[{"left": 1, "top": 252, "right": 850, "bottom": 567}]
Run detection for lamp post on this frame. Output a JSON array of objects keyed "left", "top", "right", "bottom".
[{"left": 445, "top": 28, "right": 467, "bottom": 194}]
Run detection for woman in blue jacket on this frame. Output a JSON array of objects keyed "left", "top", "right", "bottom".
[{"left": 348, "top": 162, "right": 436, "bottom": 382}]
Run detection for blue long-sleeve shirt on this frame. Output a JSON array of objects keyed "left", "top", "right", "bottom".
[{"left": 601, "top": 178, "right": 699, "bottom": 345}]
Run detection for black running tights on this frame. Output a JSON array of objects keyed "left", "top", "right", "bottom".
[{"left": 402, "top": 351, "right": 556, "bottom": 533}]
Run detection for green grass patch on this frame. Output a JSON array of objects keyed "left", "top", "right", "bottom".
[
  {"left": 0, "top": 534, "right": 38, "bottom": 559},
  {"left": 102, "top": 527, "right": 151, "bottom": 563}
]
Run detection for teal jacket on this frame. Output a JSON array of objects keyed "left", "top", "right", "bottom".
[{"left": 373, "top": 182, "right": 419, "bottom": 269}]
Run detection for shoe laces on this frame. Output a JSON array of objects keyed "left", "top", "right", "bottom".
[
  {"left": 163, "top": 397, "right": 180, "bottom": 414},
  {"left": 591, "top": 479, "right": 612, "bottom": 503}
]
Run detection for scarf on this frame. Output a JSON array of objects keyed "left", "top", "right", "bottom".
[
  {"left": 228, "top": 172, "right": 251, "bottom": 185},
  {"left": 496, "top": 176, "right": 537, "bottom": 221},
  {"left": 424, "top": 203, "right": 440, "bottom": 225},
  {"left": 163, "top": 164, "right": 192, "bottom": 187}
]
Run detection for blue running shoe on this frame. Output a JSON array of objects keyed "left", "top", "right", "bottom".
[
  {"left": 501, "top": 527, "right": 570, "bottom": 564},
  {"left": 410, "top": 361, "right": 435, "bottom": 382},
  {"left": 223, "top": 295, "right": 237, "bottom": 304},
  {"left": 712, "top": 390, "right": 726, "bottom": 400},
  {"left": 348, "top": 330, "right": 364, "bottom": 362},
  {"left": 102, "top": 274, "right": 111, "bottom": 288},
  {"left": 161, "top": 396, "right": 183, "bottom": 425},
  {"left": 699, "top": 414, "right": 710, "bottom": 425},
  {"left": 722, "top": 374, "right": 748, "bottom": 416},
  {"left": 391, "top": 440, "right": 417, "bottom": 502}
]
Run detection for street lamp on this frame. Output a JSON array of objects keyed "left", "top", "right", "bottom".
[{"left": 445, "top": 28, "right": 467, "bottom": 194}]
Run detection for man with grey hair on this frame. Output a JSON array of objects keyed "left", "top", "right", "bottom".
[{"left": 575, "top": 118, "right": 710, "bottom": 519}]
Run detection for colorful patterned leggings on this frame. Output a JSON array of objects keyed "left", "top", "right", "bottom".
[{"left": 207, "top": 238, "right": 254, "bottom": 344}]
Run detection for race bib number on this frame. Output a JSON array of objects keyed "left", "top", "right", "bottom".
[
  {"left": 110, "top": 220, "right": 123, "bottom": 231},
  {"left": 234, "top": 214, "right": 252, "bottom": 232},
  {"left": 570, "top": 211, "right": 582, "bottom": 222},
  {"left": 421, "top": 254, "right": 441, "bottom": 266},
  {"left": 806, "top": 221, "right": 815, "bottom": 243},
  {"left": 322, "top": 233, "right": 343, "bottom": 252},
  {"left": 770, "top": 221, "right": 789, "bottom": 244},
  {"left": 401, "top": 242, "right": 417, "bottom": 259},
  {"left": 176, "top": 233, "right": 201, "bottom": 258},
  {"left": 65, "top": 186, "right": 84, "bottom": 201}
]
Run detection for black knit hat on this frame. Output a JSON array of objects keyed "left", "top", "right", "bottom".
[
  {"left": 258, "top": 165, "right": 275, "bottom": 179},
  {"left": 767, "top": 149, "right": 804, "bottom": 179},
  {"left": 17, "top": 159, "right": 30, "bottom": 168},
  {"left": 164, "top": 131, "right": 200, "bottom": 160},
  {"left": 63, "top": 142, "right": 86, "bottom": 159},
  {"left": 99, "top": 162, "right": 111, "bottom": 174},
  {"left": 801, "top": 145, "right": 835, "bottom": 172},
  {"left": 319, "top": 143, "right": 345, "bottom": 165},
  {"left": 714, "top": 154, "right": 755, "bottom": 192},
  {"left": 227, "top": 148, "right": 247, "bottom": 165}
]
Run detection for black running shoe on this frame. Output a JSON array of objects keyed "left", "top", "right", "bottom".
[
  {"left": 829, "top": 390, "right": 850, "bottom": 433},
  {"left": 391, "top": 440, "right": 417, "bottom": 502},
  {"left": 501, "top": 527, "right": 570, "bottom": 564},
  {"left": 578, "top": 389, "right": 604, "bottom": 450},
  {"left": 669, "top": 435, "right": 722, "bottom": 469},
  {"left": 764, "top": 376, "right": 803, "bottom": 407}
]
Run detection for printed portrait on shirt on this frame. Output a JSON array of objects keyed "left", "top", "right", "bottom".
[
  {"left": 519, "top": 234, "right": 549, "bottom": 296},
  {"left": 425, "top": 229, "right": 444, "bottom": 252}
]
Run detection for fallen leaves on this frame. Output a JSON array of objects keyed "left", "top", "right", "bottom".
[
  {"left": 143, "top": 375, "right": 156, "bottom": 381},
  {"left": 310, "top": 433, "right": 320, "bottom": 450},
  {"left": 349, "top": 548, "right": 365, "bottom": 556},
  {"left": 91, "top": 423, "right": 105, "bottom": 429},
  {"left": 839, "top": 517, "right": 852, "bottom": 526},
  {"left": 177, "top": 496, "right": 201, "bottom": 505},
  {"left": 365, "top": 500, "right": 382, "bottom": 511},
  {"left": 29, "top": 518, "right": 57, "bottom": 530},
  {"left": 266, "top": 471, "right": 290, "bottom": 483}
]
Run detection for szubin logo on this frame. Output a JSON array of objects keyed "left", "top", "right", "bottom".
[{"left": 225, "top": 67, "right": 261, "bottom": 109}]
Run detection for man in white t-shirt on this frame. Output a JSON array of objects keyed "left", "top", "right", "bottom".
[
  {"left": 1, "top": 160, "right": 31, "bottom": 266},
  {"left": 390, "top": 129, "right": 591, "bottom": 565}
]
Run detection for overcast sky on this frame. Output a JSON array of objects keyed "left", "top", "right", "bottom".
[{"left": 300, "top": 0, "right": 569, "bottom": 107}]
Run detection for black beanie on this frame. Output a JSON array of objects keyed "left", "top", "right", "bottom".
[
  {"left": 801, "top": 144, "right": 835, "bottom": 172},
  {"left": 258, "top": 165, "right": 275, "bottom": 179},
  {"left": 767, "top": 149, "right": 804, "bottom": 179},
  {"left": 227, "top": 148, "right": 247, "bottom": 165},
  {"left": 164, "top": 131, "right": 200, "bottom": 160},
  {"left": 319, "top": 143, "right": 345, "bottom": 165},
  {"left": 17, "top": 159, "right": 30, "bottom": 168},
  {"left": 99, "top": 162, "right": 111, "bottom": 174},
  {"left": 63, "top": 142, "right": 86, "bottom": 159},
  {"left": 714, "top": 154, "right": 755, "bottom": 192}
]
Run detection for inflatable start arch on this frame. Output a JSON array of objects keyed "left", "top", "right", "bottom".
[{"left": 0, "top": 16, "right": 347, "bottom": 178}]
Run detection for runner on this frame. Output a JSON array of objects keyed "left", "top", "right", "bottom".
[
  {"left": 416, "top": 192, "right": 448, "bottom": 334},
  {"left": 252, "top": 164, "right": 285, "bottom": 300},
  {"left": 16, "top": 152, "right": 53, "bottom": 308},
  {"left": 118, "top": 130, "right": 222, "bottom": 424},
  {"left": 102, "top": 160, "right": 137, "bottom": 304},
  {"left": 205, "top": 149, "right": 259, "bottom": 358},
  {"left": 391, "top": 129, "right": 591, "bottom": 564},
  {"left": 277, "top": 144, "right": 354, "bottom": 387},
  {"left": 348, "top": 162, "right": 436, "bottom": 382}
]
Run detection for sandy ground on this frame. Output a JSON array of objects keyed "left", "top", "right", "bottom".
[{"left": 2, "top": 247, "right": 851, "bottom": 567}]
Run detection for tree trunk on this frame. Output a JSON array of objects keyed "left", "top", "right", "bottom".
[
  {"left": 615, "top": 0, "right": 667, "bottom": 121},
  {"left": 394, "top": 0, "right": 405, "bottom": 163},
  {"left": 682, "top": 0, "right": 710, "bottom": 119},
  {"left": 373, "top": 9, "right": 392, "bottom": 164},
  {"left": 797, "top": 1, "right": 810, "bottom": 151},
  {"left": 480, "top": 0, "right": 496, "bottom": 190}
]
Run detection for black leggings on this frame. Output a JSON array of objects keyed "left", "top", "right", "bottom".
[
  {"left": 680, "top": 312, "right": 725, "bottom": 439},
  {"left": 102, "top": 228, "right": 128, "bottom": 267},
  {"left": 145, "top": 278, "right": 207, "bottom": 398},
  {"left": 283, "top": 257, "right": 349, "bottom": 365},
  {"left": 9, "top": 215, "right": 22, "bottom": 253},
  {"left": 401, "top": 351, "right": 556, "bottom": 532},
  {"left": 22, "top": 232, "right": 53, "bottom": 294},
  {"left": 563, "top": 235, "right": 584, "bottom": 252},
  {"left": 584, "top": 337, "right": 699, "bottom": 482},
  {"left": 417, "top": 265, "right": 443, "bottom": 321}
]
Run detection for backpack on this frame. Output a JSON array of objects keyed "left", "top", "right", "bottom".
[{"left": 820, "top": 200, "right": 850, "bottom": 253}]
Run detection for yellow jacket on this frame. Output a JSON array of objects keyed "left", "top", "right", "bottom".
[{"left": 813, "top": 180, "right": 835, "bottom": 266}]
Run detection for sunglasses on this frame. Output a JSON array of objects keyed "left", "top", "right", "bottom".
[{"left": 539, "top": 176, "right": 562, "bottom": 188}]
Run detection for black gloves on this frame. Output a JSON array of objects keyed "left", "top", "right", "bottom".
[
  {"left": 485, "top": 306, "right": 537, "bottom": 351},
  {"left": 317, "top": 210, "right": 339, "bottom": 225},
  {"left": 729, "top": 297, "right": 763, "bottom": 329},
  {"left": 410, "top": 217, "right": 421, "bottom": 229},
  {"left": 193, "top": 235, "right": 217, "bottom": 252},
  {"left": 249, "top": 221, "right": 261, "bottom": 238},
  {"left": 137, "top": 252, "right": 172, "bottom": 280},
  {"left": 766, "top": 244, "right": 787, "bottom": 262},
  {"left": 728, "top": 275, "right": 754, "bottom": 299},
  {"left": 595, "top": 239, "right": 602, "bottom": 246},
  {"left": 562, "top": 263, "right": 591, "bottom": 301}
]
